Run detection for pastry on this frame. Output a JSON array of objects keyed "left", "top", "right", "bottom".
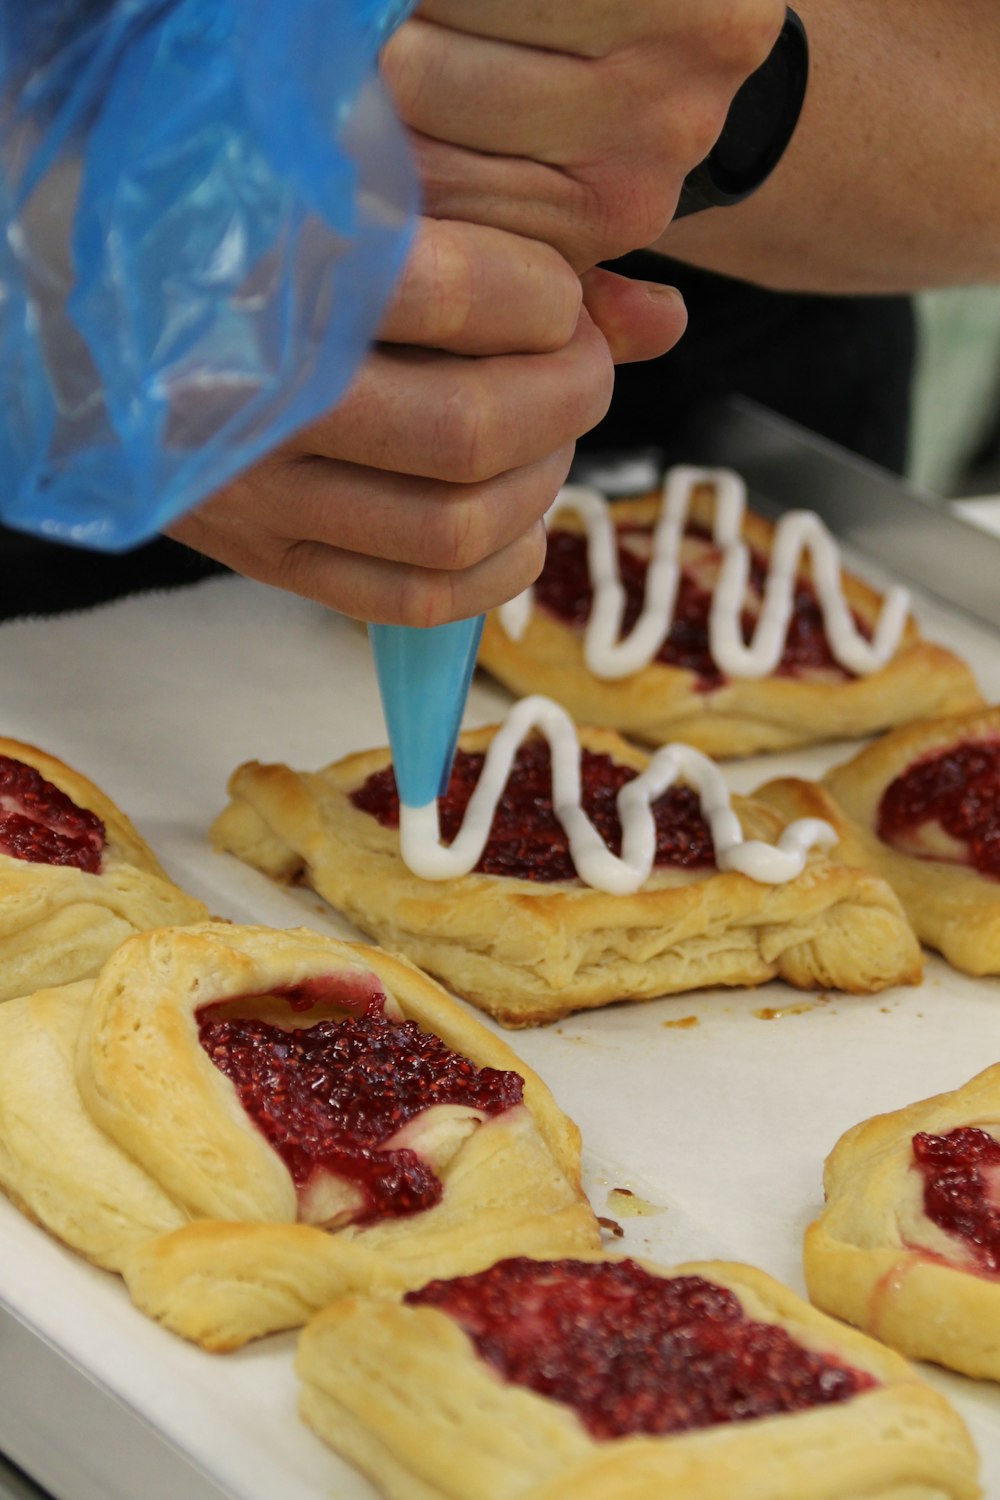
[
  {"left": 212, "top": 696, "right": 922, "bottom": 1027},
  {"left": 477, "top": 469, "right": 982, "bottom": 757},
  {"left": 805, "top": 1062, "right": 1000, "bottom": 1382},
  {"left": 0, "top": 922, "right": 598, "bottom": 1349},
  {"left": 756, "top": 705, "right": 1000, "bottom": 976},
  {"left": 0, "top": 737, "right": 209, "bottom": 1001},
  {"left": 296, "top": 1252, "right": 980, "bottom": 1500}
]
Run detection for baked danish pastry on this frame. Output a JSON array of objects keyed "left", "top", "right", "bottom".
[
  {"left": 805, "top": 1062, "right": 1000, "bottom": 1382},
  {"left": 297, "top": 1253, "right": 979, "bottom": 1500},
  {"left": 757, "top": 706, "right": 1000, "bottom": 976},
  {"left": 0, "top": 737, "right": 209, "bottom": 1001},
  {"left": 477, "top": 469, "right": 981, "bottom": 757},
  {"left": 212, "top": 699, "right": 922, "bottom": 1027},
  {"left": 0, "top": 923, "right": 598, "bottom": 1349}
]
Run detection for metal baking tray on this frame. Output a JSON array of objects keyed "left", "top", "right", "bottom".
[
  {"left": 683, "top": 396, "right": 1000, "bottom": 632},
  {"left": 576, "top": 395, "right": 1000, "bottom": 632},
  {"left": 0, "top": 1451, "right": 50, "bottom": 1500},
  {"left": 3, "top": 401, "right": 1000, "bottom": 1498}
]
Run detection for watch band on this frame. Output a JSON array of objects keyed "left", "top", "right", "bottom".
[{"left": 675, "top": 6, "right": 808, "bottom": 218}]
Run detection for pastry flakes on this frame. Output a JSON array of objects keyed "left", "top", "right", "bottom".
[
  {"left": 477, "top": 484, "right": 981, "bottom": 757},
  {"left": 296, "top": 1254, "right": 979, "bottom": 1500},
  {"left": 211, "top": 724, "right": 922, "bottom": 1027},
  {"left": 0, "top": 923, "right": 598, "bottom": 1349},
  {"left": 0, "top": 737, "right": 208, "bottom": 1001},
  {"left": 805, "top": 1062, "right": 1000, "bottom": 1383},
  {"left": 757, "top": 706, "right": 1000, "bottom": 976}
]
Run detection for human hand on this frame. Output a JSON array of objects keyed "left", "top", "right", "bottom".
[
  {"left": 382, "top": 0, "right": 787, "bottom": 271},
  {"left": 166, "top": 218, "right": 687, "bottom": 625}
]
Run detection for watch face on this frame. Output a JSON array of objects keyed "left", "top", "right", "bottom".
[{"left": 676, "top": 7, "right": 809, "bottom": 216}]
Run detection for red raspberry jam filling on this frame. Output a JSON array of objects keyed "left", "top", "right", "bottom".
[
  {"left": 0, "top": 754, "right": 105, "bottom": 873},
  {"left": 877, "top": 739, "right": 1000, "bottom": 879},
  {"left": 536, "top": 525, "right": 860, "bottom": 689},
  {"left": 351, "top": 738, "right": 715, "bottom": 882},
  {"left": 405, "top": 1258, "right": 876, "bottom": 1439},
  {"left": 912, "top": 1127, "right": 1000, "bottom": 1274},
  {"left": 197, "top": 991, "right": 523, "bottom": 1224}
]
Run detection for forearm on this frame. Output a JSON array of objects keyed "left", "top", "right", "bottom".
[{"left": 655, "top": 0, "right": 1000, "bottom": 293}]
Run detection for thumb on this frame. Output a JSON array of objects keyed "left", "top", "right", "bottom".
[{"left": 580, "top": 267, "right": 688, "bottom": 365}]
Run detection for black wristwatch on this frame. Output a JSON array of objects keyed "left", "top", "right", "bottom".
[{"left": 675, "top": 6, "right": 808, "bottom": 217}]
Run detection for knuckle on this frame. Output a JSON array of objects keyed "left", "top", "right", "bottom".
[
  {"left": 417, "top": 223, "right": 476, "bottom": 345},
  {"left": 519, "top": 520, "right": 549, "bottom": 589},
  {"left": 711, "top": 0, "right": 786, "bottom": 74},
  {"left": 572, "top": 168, "right": 673, "bottom": 266},
  {"left": 431, "top": 381, "right": 500, "bottom": 485},
  {"left": 529, "top": 244, "right": 584, "bottom": 348},
  {"left": 397, "top": 570, "right": 460, "bottom": 630},
  {"left": 619, "top": 169, "right": 678, "bottom": 251},
  {"left": 574, "top": 335, "right": 616, "bottom": 430},
  {"left": 279, "top": 541, "right": 331, "bottom": 608},
  {"left": 426, "top": 497, "right": 490, "bottom": 573},
  {"left": 492, "top": 523, "right": 549, "bottom": 609},
  {"left": 546, "top": 443, "right": 577, "bottom": 494},
  {"left": 746, "top": 0, "right": 789, "bottom": 64},
  {"left": 574, "top": 177, "right": 632, "bottom": 266},
  {"left": 380, "top": 21, "right": 440, "bottom": 125},
  {"left": 676, "top": 91, "right": 731, "bottom": 168},
  {"left": 515, "top": 472, "right": 566, "bottom": 534}
]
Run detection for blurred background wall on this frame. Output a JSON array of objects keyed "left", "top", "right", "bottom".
[{"left": 910, "top": 287, "right": 1000, "bottom": 498}]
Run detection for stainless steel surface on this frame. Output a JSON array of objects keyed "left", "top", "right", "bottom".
[
  {"left": 678, "top": 396, "right": 1000, "bottom": 633},
  {"left": 0, "top": 1300, "right": 231, "bottom": 1500},
  {"left": 0, "top": 1453, "right": 51, "bottom": 1500}
]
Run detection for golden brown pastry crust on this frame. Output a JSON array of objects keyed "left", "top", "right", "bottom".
[
  {"left": 211, "top": 724, "right": 922, "bottom": 1027},
  {"left": 804, "top": 1063, "right": 1000, "bottom": 1382},
  {"left": 477, "top": 489, "right": 983, "bottom": 758},
  {"left": 296, "top": 1255, "right": 980, "bottom": 1500},
  {"left": 0, "top": 737, "right": 209, "bottom": 1001},
  {"left": 0, "top": 923, "right": 598, "bottom": 1349},
  {"left": 756, "top": 707, "right": 1000, "bottom": 977}
]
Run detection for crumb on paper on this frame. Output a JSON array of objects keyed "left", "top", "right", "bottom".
[
  {"left": 597, "top": 1215, "right": 625, "bottom": 1239},
  {"left": 752, "top": 998, "right": 826, "bottom": 1021},
  {"left": 662, "top": 1015, "right": 699, "bottom": 1029},
  {"left": 607, "top": 1188, "right": 666, "bottom": 1218}
]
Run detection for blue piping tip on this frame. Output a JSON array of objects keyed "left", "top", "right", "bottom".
[{"left": 368, "top": 616, "right": 485, "bottom": 808}]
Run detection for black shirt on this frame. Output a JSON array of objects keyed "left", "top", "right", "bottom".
[{"left": 580, "top": 254, "right": 916, "bottom": 475}]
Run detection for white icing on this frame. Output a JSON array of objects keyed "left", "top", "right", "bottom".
[
  {"left": 497, "top": 466, "right": 910, "bottom": 680},
  {"left": 397, "top": 695, "right": 836, "bottom": 894}
]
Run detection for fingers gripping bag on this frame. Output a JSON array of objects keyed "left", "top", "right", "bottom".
[{"left": 0, "top": 0, "right": 418, "bottom": 550}]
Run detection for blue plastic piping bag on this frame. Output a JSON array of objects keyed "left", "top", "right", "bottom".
[
  {"left": 0, "top": 0, "right": 419, "bottom": 548},
  {"left": 368, "top": 617, "right": 486, "bottom": 808},
  {"left": 0, "top": 0, "right": 478, "bottom": 815}
]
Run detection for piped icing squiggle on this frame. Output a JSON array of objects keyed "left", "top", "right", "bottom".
[
  {"left": 498, "top": 466, "right": 910, "bottom": 680},
  {"left": 398, "top": 695, "right": 836, "bottom": 895}
]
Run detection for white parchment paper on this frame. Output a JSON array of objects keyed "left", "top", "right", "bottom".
[{"left": 2, "top": 558, "right": 1000, "bottom": 1497}]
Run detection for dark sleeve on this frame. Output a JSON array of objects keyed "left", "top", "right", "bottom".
[
  {"left": 581, "top": 252, "right": 917, "bottom": 476},
  {"left": 0, "top": 528, "right": 227, "bottom": 622}
]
